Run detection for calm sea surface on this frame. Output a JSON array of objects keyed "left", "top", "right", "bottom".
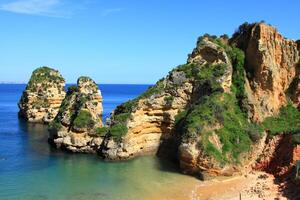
[{"left": 0, "top": 84, "right": 194, "bottom": 200}]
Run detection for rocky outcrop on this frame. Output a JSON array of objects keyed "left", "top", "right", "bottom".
[
  {"left": 99, "top": 22, "right": 300, "bottom": 180},
  {"left": 48, "top": 76, "right": 103, "bottom": 153},
  {"left": 18, "top": 66, "right": 66, "bottom": 123},
  {"left": 231, "top": 23, "right": 300, "bottom": 121},
  {"left": 101, "top": 73, "right": 194, "bottom": 160},
  {"left": 38, "top": 22, "right": 300, "bottom": 182},
  {"left": 100, "top": 38, "right": 233, "bottom": 160},
  {"left": 188, "top": 39, "right": 233, "bottom": 92}
]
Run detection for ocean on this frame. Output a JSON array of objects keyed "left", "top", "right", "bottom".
[{"left": 0, "top": 84, "right": 196, "bottom": 200}]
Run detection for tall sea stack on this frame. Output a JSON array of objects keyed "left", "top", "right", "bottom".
[
  {"left": 48, "top": 76, "right": 103, "bottom": 153},
  {"left": 18, "top": 66, "right": 66, "bottom": 123}
]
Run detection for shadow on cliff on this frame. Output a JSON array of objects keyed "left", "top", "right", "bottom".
[{"left": 155, "top": 83, "right": 212, "bottom": 176}]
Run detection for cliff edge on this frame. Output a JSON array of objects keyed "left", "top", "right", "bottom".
[{"left": 99, "top": 22, "right": 300, "bottom": 179}]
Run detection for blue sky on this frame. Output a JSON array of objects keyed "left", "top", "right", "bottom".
[{"left": 0, "top": 0, "right": 299, "bottom": 84}]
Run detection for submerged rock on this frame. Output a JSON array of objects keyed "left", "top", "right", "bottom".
[
  {"left": 18, "top": 66, "right": 66, "bottom": 123},
  {"left": 48, "top": 76, "right": 103, "bottom": 153}
]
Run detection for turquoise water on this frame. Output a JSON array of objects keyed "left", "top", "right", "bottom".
[{"left": 0, "top": 84, "right": 192, "bottom": 200}]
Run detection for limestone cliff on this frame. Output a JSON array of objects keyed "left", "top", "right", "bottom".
[
  {"left": 230, "top": 23, "right": 300, "bottom": 121},
  {"left": 100, "top": 22, "right": 300, "bottom": 180},
  {"left": 48, "top": 76, "right": 103, "bottom": 153},
  {"left": 38, "top": 22, "right": 300, "bottom": 181},
  {"left": 18, "top": 66, "right": 66, "bottom": 123},
  {"left": 100, "top": 38, "right": 233, "bottom": 160},
  {"left": 178, "top": 23, "right": 300, "bottom": 178}
]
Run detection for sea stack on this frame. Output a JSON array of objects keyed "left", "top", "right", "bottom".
[
  {"left": 48, "top": 76, "right": 103, "bottom": 153},
  {"left": 18, "top": 66, "right": 66, "bottom": 123}
]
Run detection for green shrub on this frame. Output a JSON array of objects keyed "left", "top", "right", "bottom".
[
  {"left": 232, "top": 22, "right": 255, "bottom": 39},
  {"left": 109, "top": 124, "right": 128, "bottom": 141},
  {"left": 95, "top": 127, "right": 109, "bottom": 136},
  {"left": 27, "top": 66, "right": 64, "bottom": 91},
  {"left": 214, "top": 94, "right": 254, "bottom": 162},
  {"left": 78, "top": 95, "right": 88, "bottom": 106},
  {"left": 179, "top": 93, "right": 261, "bottom": 164},
  {"left": 164, "top": 96, "right": 174, "bottom": 105},
  {"left": 228, "top": 48, "right": 246, "bottom": 98},
  {"left": 32, "top": 99, "right": 50, "bottom": 108},
  {"left": 117, "top": 100, "right": 138, "bottom": 114},
  {"left": 197, "top": 33, "right": 218, "bottom": 46},
  {"left": 73, "top": 110, "right": 95, "bottom": 129},
  {"left": 173, "top": 63, "right": 198, "bottom": 78},
  {"left": 114, "top": 113, "right": 131, "bottom": 124},
  {"left": 247, "top": 123, "right": 263, "bottom": 142},
  {"left": 67, "top": 85, "right": 78, "bottom": 94},
  {"left": 48, "top": 120, "right": 62, "bottom": 131},
  {"left": 175, "top": 110, "right": 188, "bottom": 125},
  {"left": 113, "top": 79, "right": 165, "bottom": 116},
  {"left": 197, "top": 63, "right": 226, "bottom": 92},
  {"left": 201, "top": 138, "right": 225, "bottom": 164},
  {"left": 139, "top": 80, "right": 165, "bottom": 99},
  {"left": 78, "top": 76, "right": 92, "bottom": 82},
  {"left": 262, "top": 103, "right": 300, "bottom": 135}
]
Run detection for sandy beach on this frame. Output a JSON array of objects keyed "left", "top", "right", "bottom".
[{"left": 145, "top": 171, "right": 287, "bottom": 200}]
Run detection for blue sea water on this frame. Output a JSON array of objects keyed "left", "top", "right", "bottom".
[{"left": 0, "top": 84, "right": 192, "bottom": 200}]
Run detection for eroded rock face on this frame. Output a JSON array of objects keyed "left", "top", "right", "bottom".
[
  {"left": 233, "top": 23, "right": 300, "bottom": 121},
  {"left": 18, "top": 67, "right": 66, "bottom": 123},
  {"left": 101, "top": 39, "right": 232, "bottom": 160},
  {"left": 188, "top": 39, "right": 233, "bottom": 92},
  {"left": 41, "top": 23, "right": 300, "bottom": 181},
  {"left": 48, "top": 76, "right": 103, "bottom": 153}
]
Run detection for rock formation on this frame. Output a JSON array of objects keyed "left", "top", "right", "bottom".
[
  {"left": 99, "top": 22, "right": 300, "bottom": 180},
  {"left": 99, "top": 38, "right": 233, "bottom": 160},
  {"left": 230, "top": 23, "right": 300, "bottom": 121},
  {"left": 48, "top": 76, "right": 103, "bottom": 153},
  {"left": 36, "top": 22, "right": 300, "bottom": 182},
  {"left": 18, "top": 66, "right": 66, "bottom": 123}
]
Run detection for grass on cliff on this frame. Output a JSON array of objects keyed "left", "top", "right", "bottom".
[
  {"left": 183, "top": 34, "right": 248, "bottom": 112},
  {"left": 73, "top": 110, "right": 95, "bottom": 129},
  {"left": 95, "top": 127, "right": 109, "bottom": 136},
  {"left": 31, "top": 98, "right": 50, "bottom": 109},
  {"left": 101, "top": 113, "right": 130, "bottom": 141},
  {"left": 197, "top": 34, "right": 248, "bottom": 110},
  {"left": 174, "top": 62, "right": 227, "bottom": 95},
  {"left": 174, "top": 35, "right": 261, "bottom": 164},
  {"left": 103, "top": 124, "right": 128, "bottom": 141},
  {"left": 263, "top": 103, "right": 300, "bottom": 144},
  {"left": 48, "top": 119, "right": 62, "bottom": 131},
  {"left": 27, "top": 66, "right": 64, "bottom": 92},
  {"left": 110, "top": 79, "right": 165, "bottom": 128},
  {"left": 177, "top": 93, "right": 262, "bottom": 164}
]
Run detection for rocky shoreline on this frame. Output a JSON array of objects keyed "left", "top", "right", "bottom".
[{"left": 19, "top": 22, "right": 300, "bottom": 197}]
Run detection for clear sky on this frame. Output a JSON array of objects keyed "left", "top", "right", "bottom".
[{"left": 0, "top": 0, "right": 299, "bottom": 84}]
